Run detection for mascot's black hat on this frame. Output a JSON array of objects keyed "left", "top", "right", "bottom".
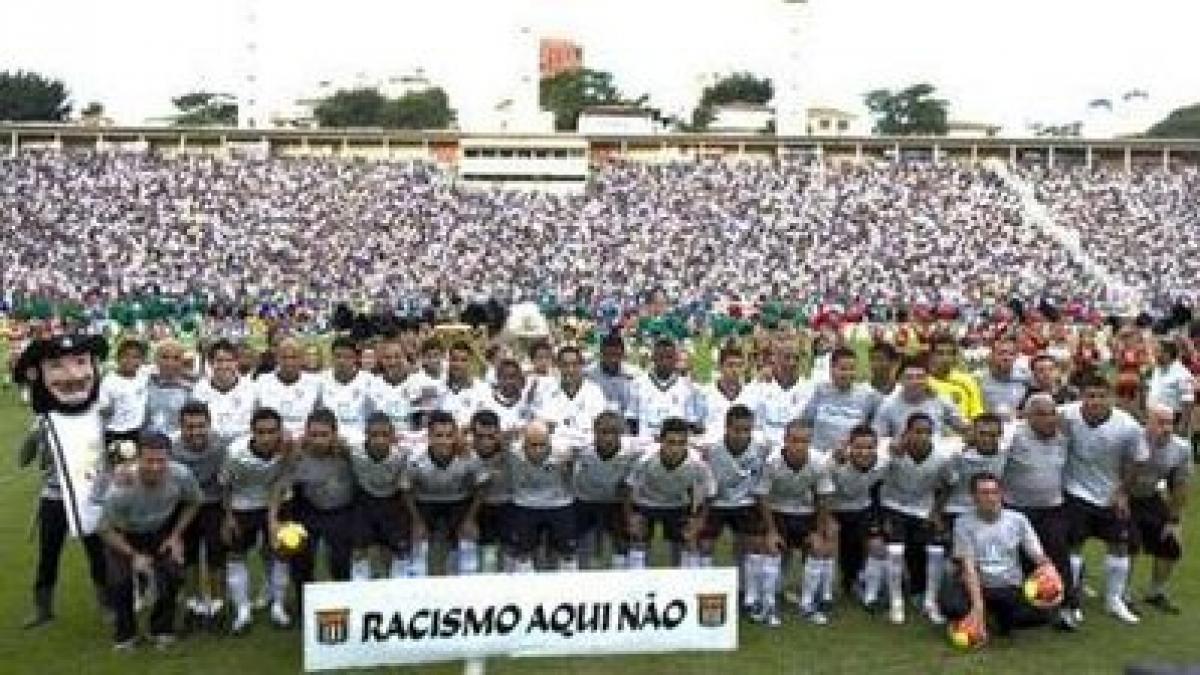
[{"left": 13, "top": 333, "right": 108, "bottom": 387}]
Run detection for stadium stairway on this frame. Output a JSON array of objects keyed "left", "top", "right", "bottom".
[{"left": 988, "top": 160, "right": 1143, "bottom": 310}]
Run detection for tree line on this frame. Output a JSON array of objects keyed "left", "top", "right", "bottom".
[{"left": 1, "top": 69, "right": 1197, "bottom": 137}]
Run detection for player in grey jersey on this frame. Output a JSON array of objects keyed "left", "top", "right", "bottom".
[
  {"left": 623, "top": 417, "right": 716, "bottom": 569},
  {"left": 944, "top": 414, "right": 1006, "bottom": 533},
  {"left": 801, "top": 347, "right": 881, "bottom": 452},
  {"left": 572, "top": 411, "right": 645, "bottom": 569},
  {"left": 467, "top": 410, "right": 515, "bottom": 573},
  {"left": 1061, "top": 372, "right": 1148, "bottom": 625},
  {"left": 941, "top": 472, "right": 1058, "bottom": 640},
  {"left": 143, "top": 339, "right": 196, "bottom": 442},
  {"left": 697, "top": 405, "right": 771, "bottom": 610},
  {"left": 830, "top": 425, "right": 890, "bottom": 611},
  {"left": 509, "top": 420, "right": 579, "bottom": 573},
  {"left": 349, "top": 413, "right": 411, "bottom": 580},
  {"left": 221, "top": 408, "right": 291, "bottom": 633},
  {"left": 878, "top": 413, "right": 957, "bottom": 626},
  {"left": 753, "top": 420, "right": 836, "bottom": 626},
  {"left": 98, "top": 433, "right": 200, "bottom": 649},
  {"left": 172, "top": 401, "right": 229, "bottom": 629},
  {"left": 1131, "top": 404, "right": 1193, "bottom": 614},
  {"left": 1001, "top": 395, "right": 1076, "bottom": 630},
  {"left": 402, "top": 410, "right": 490, "bottom": 576}
]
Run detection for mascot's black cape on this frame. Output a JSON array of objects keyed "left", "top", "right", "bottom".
[{"left": 14, "top": 333, "right": 110, "bottom": 537}]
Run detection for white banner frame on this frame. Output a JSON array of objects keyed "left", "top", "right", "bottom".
[{"left": 303, "top": 568, "right": 738, "bottom": 672}]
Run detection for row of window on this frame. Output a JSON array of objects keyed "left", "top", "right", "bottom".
[
  {"left": 459, "top": 173, "right": 587, "bottom": 183},
  {"left": 462, "top": 147, "right": 588, "bottom": 159}
]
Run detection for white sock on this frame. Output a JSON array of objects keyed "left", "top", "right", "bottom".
[
  {"left": 351, "top": 558, "right": 371, "bottom": 581},
  {"left": 924, "top": 545, "right": 945, "bottom": 605},
  {"left": 457, "top": 541, "right": 479, "bottom": 575},
  {"left": 886, "top": 544, "right": 905, "bottom": 607},
  {"left": 1105, "top": 554, "right": 1131, "bottom": 604},
  {"left": 680, "top": 551, "right": 695, "bottom": 568},
  {"left": 819, "top": 558, "right": 836, "bottom": 603},
  {"left": 269, "top": 559, "right": 290, "bottom": 604},
  {"left": 389, "top": 556, "right": 409, "bottom": 579},
  {"left": 559, "top": 556, "right": 579, "bottom": 572},
  {"left": 761, "top": 555, "right": 782, "bottom": 610},
  {"left": 611, "top": 553, "right": 627, "bottom": 570},
  {"left": 227, "top": 560, "right": 249, "bottom": 608},
  {"left": 699, "top": 554, "right": 714, "bottom": 568},
  {"left": 411, "top": 541, "right": 430, "bottom": 577},
  {"left": 1070, "top": 554, "right": 1084, "bottom": 591},
  {"left": 800, "top": 557, "right": 823, "bottom": 610},
  {"left": 863, "top": 556, "right": 885, "bottom": 604},
  {"left": 480, "top": 545, "right": 500, "bottom": 573},
  {"left": 516, "top": 559, "right": 536, "bottom": 574},
  {"left": 743, "top": 553, "right": 763, "bottom": 606},
  {"left": 629, "top": 547, "right": 648, "bottom": 569}
]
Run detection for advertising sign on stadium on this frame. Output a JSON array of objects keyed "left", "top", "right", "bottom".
[{"left": 303, "top": 568, "right": 738, "bottom": 672}]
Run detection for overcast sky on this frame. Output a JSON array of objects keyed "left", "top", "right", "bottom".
[{"left": 1, "top": 0, "right": 1195, "bottom": 132}]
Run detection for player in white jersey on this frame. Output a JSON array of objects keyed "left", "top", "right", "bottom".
[
  {"left": 318, "top": 336, "right": 373, "bottom": 446},
  {"left": 878, "top": 413, "right": 958, "bottom": 625},
  {"left": 753, "top": 420, "right": 836, "bottom": 627},
  {"left": 406, "top": 338, "right": 448, "bottom": 425},
  {"left": 698, "top": 346, "right": 764, "bottom": 439},
  {"left": 759, "top": 341, "right": 813, "bottom": 446},
  {"left": 193, "top": 339, "right": 258, "bottom": 450},
  {"left": 98, "top": 338, "right": 149, "bottom": 447},
  {"left": 1130, "top": 404, "right": 1192, "bottom": 614},
  {"left": 439, "top": 340, "right": 488, "bottom": 428},
  {"left": 478, "top": 358, "right": 537, "bottom": 437},
  {"left": 366, "top": 339, "right": 420, "bottom": 433},
  {"left": 629, "top": 338, "right": 702, "bottom": 440},
  {"left": 872, "top": 356, "right": 967, "bottom": 439},
  {"left": 220, "top": 408, "right": 292, "bottom": 632},
  {"left": 524, "top": 339, "right": 558, "bottom": 401},
  {"left": 508, "top": 420, "right": 579, "bottom": 573},
  {"left": 571, "top": 412, "right": 645, "bottom": 569},
  {"left": 535, "top": 345, "right": 608, "bottom": 442},
  {"left": 623, "top": 417, "right": 715, "bottom": 569},
  {"left": 401, "top": 411, "right": 490, "bottom": 576},
  {"left": 696, "top": 405, "right": 772, "bottom": 606},
  {"left": 254, "top": 339, "right": 322, "bottom": 440},
  {"left": 1060, "top": 372, "right": 1149, "bottom": 624},
  {"left": 349, "top": 413, "right": 410, "bottom": 580}
]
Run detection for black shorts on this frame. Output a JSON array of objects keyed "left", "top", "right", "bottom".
[
  {"left": 880, "top": 507, "right": 934, "bottom": 547},
  {"left": 416, "top": 499, "right": 472, "bottom": 541},
  {"left": 355, "top": 493, "right": 410, "bottom": 554},
  {"left": 183, "top": 502, "right": 226, "bottom": 566},
  {"left": 512, "top": 504, "right": 577, "bottom": 555},
  {"left": 835, "top": 506, "right": 885, "bottom": 541},
  {"left": 295, "top": 502, "right": 358, "bottom": 552},
  {"left": 633, "top": 505, "right": 689, "bottom": 544},
  {"left": 575, "top": 501, "right": 626, "bottom": 543},
  {"left": 477, "top": 502, "right": 513, "bottom": 547},
  {"left": 1130, "top": 495, "right": 1182, "bottom": 560},
  {"left": 230, "top": 508, "right": 269, "bottom": 555},
  {"left": 701, "top": 505, "right": 765, "bottom": 541},
  {"left": 1065, "top": 494, "right": 1131, "bottom": 546},
  {"left": 771, "top": 512, "right": 815, "bottom": 550}
]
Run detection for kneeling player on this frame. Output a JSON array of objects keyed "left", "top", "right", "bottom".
[
  {"left": 623, "top": 417, "right": 715, "bottom": 568},
  {"left": 698, "top": 405, "right": 771, "bottom": 609},
  {"left": 753, "top": 420, "right": 836, "bottom": 626},
  {"left": 402, "top": 411, "right": 490, "bottom": 576},
  {"left": 1130, "top": 404, "right": 1192, "bottom": 614},
  {"left": 221, "top": 408, "right": 292, "bottom": 632},
  {"left": 509, "top": 421, "right": 578, "bottom": 572},
  {"left": 350, "top": 413, "right": 410, "bottom": 579}
]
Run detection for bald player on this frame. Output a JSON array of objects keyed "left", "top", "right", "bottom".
[
  {"left": 254, "top": 338, "right": 322, "bottom": 440},
  {"left": 143, "top": 339, "right": 197, "bottom": 443},
  {"left": 508, "top": 420, "right": 579, "bottom": 573},
  {"left": 1130, "top": 404, "right": 1192, "bottom": 614}
]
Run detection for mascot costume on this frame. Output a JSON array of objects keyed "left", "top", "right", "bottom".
[{"left": 15, "top": 333, "right": 112, "bottom": 628}]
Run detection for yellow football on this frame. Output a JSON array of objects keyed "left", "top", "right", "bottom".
[{"left": 274, "top": 521, "right": 308, "bottom": 556}]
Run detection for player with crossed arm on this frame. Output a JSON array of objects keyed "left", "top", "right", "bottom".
[
  {"left": 349, "top": 413, "right": 411, "bottom": 580},
  {"left": 508, "top": 420, "right": 580, "bottom": 573},
  {"left": 623, "top": 417, "right": 715, "bottom": 569},
  {"left": 753, "top": 419, "right": 837, "bottom": 627},
  {"left": 629, "top": 338, "right": 703, "bottom": 440},
  {"left": 830, "top": 425, "right": 890, "bottom": 610}
]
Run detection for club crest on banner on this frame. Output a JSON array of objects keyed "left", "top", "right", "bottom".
[
  {"left": 697, "top": 593, "right": 728, "bottom": 628},
  {"left": 316, "top": 608, "right": 351, "bottom": 646}
]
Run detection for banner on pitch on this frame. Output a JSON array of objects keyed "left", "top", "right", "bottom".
[{"left": 303, "top": 568, "right": 738, "bottom": 672}]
